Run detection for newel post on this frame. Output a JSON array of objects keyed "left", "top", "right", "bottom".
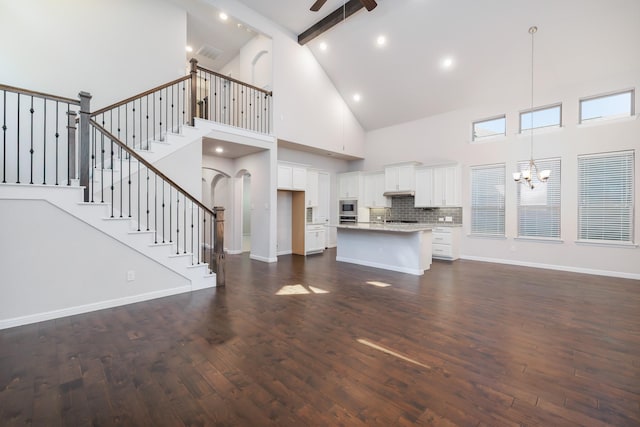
[
  {"left": 189, "top": 58, "right": 198, "bottom": 126},
  {"left": 213, "top": 206, "right": 225, "bottom": 287},
  {"left": 78, "top": 91, "right": 92, "bottom": 202},
  {"left": 66, "top": 110, "right": 77, "bottom": 186}
]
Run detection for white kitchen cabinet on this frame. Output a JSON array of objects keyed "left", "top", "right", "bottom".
[
  {"left": 414, "top": 167, "right": 434, "bottom": 207},
  {"left": 414, "top": 164, "right": 461, "bottom": 207},
  {"left": 337, "top": 172, "right": 361, "bottom": 199},
  {"left": 278, "top": 163, "right": 307, "bottom": 191},
  {"left": 305, "top": 224, "right": 325, "bottom": 254},
  {"left": 431, "top": 226, "right": 461, "bottom": 260},
  {"left": 306, "top": 169, "right": 319, "bottom": 207},
  {"left": 363, "top": 172, "right": 391, "bottom": 208},
  {"left": 433, "top": 165, "right": 461, "bottom": 206},
  {"left": 384, "top": 162, "right": 419, "bottom": 192}
]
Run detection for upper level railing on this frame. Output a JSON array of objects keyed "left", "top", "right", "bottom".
[{"left": 1, "top": 84, "right": 80, "bottom": 186}]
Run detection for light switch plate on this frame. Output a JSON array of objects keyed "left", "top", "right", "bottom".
[{"left": 445, "top": 216, "right": 453, "bottom": 222}]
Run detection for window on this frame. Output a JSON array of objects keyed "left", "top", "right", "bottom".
[
  {"left": 517, "top": 158, "right": 561, "bottom": 239},
  {"left": 471, "top": 164, "right": 505, "bottom": 236},
  {"left": 520, "top": 104, "right": 562, "bottom": 132},
  {"left": 472, "top": 115, "right": 506, "bottom": 141},
  {"left": 580, "top": 90, "right": 634, "bottom": 123},
  {"left": 578, "top": 150, "right": 634, "bottom": 243}
]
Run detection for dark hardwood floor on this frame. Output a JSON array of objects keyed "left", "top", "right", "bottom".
[{"left": 1, "top": 249, "right": 639, "bottom": 426}]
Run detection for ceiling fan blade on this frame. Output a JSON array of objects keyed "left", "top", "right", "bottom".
[
  {"left": 359, "top": 0, "right": 377, "bottom": 11},
  {"left": 310, "top": 0, "right": 327, "bottom": 12}
]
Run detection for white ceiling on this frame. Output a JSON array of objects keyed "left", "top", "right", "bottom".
[{"left": 191, "top": 0, "right": 640, "bottom": 131}]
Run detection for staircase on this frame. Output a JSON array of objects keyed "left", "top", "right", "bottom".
[{"left": 0, "top": 60, "right": 271, "bottom": 329}]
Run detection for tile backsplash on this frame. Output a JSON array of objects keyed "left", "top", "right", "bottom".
[{"left": 370, "top": 196, "right": 462, "bottom": 224}]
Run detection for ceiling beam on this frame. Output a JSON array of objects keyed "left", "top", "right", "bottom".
[{"left": 298, "top": 0, "right": 365, "bottom": 46}]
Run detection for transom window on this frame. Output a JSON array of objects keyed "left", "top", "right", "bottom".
[
  {"left": 580, "top": 90, "right": 634, "bottom": 123},
  {"left": 472, "top": 115, "right": 506, "bottom": 142},
  {"left": 520, "top": 104, "right": 562, "bottom": 132}
]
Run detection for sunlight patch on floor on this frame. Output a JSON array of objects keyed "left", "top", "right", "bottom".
[
  {"left": 357, "top": 338, "right": 431, "bottom": 370},
  {"left": 366, "top": 280, "right": 392, "bottom": 288},
  {"left": 275, "top": 284, "right": 330, "bottom": 295}
]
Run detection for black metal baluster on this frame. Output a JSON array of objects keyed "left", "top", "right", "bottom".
[
  {"left": 119, "top": 109, "right": 123, "bottom": 217},
  {"left": 210, "top": 212, "right": 214, "bottom": 270},
  {"left": 241, "top": 88, "right": 245, "bottom": 129},
  {"left": 16, "top": 94, "right": 20, "bottom": 183},
  {"left": 159, "top": 90, "right": 163, "bottom": 141},
  {"left": 203, "top": 214, "right": 206, "bottom": 266},
  {"left": 176, "top": 192, "right": 180, "bottom": 254},
  {"left": 42, "top": 101, "right": 47, "bottom": 184},
  {"left": 29, "top": 96, "right": 34, "bottom": 184},
  {"left": 110, "top": 137, "right": 114, "bottom": 218},
  {"left": 197, "top": 208, "right": 200, "bottom": 264},
  {"left": 162, "top": 181, "right": 165, "bottom": 243},
  {"left": 191, "top": 201, "right": 194, "bottom": 264},
  {"left": 146, "top": 96, "right": 149, "bottom": 150},
  {"left": 182, "top": 82, "right": 186, "bottom": 126},
  {"left": 139, "top": 98, "right": 143, "bottom": 149},
  {"left": 2, "top": 91, "right": 6, "bottom": 183},
  {"left": 146, "top": 168, "right": 149, "bottom": 231},
  {"left": 169, "top": 187, "right": 172, "bottom": 243},
  {"left": 213, "top": 75, "right": 218, "bottom": 122},
  {"left": 154, "top": 174, "right": 158, "bottom": 243},
  {"left": 183, "top": 194, "right": 187, "bottom": 254},
  {"left": 55, "top": 102, "right": 59, "bottom": 185},
  {"left": 128, "top": 149, "right": 131, "bottom": 217},
  {"left": 153, "top": 92, "right": 156, "bottom": 141},
  {"left": 100, "top": 131, "right": 104, "bottom": 203},
  {"left": 90, "top": 127, "right": 95, "bottom": 202},
  {"left": 165, "top": 87, "right": 168, "bottom": 139},
  {"left": 132, "top": 101, "right": 136, "bottom": 150},
  {"left": 171, "top": 85, "right": 174, "bottom": 133},
  {"left": 125, "top": 104, "right": 128, "bottom": 148},
  {"left": 137, "top": 159, "right": 140, "bottom": 231}
]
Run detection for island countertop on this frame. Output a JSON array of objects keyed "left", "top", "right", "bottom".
[{"left": 333, "top": 223, "right": 433, "bottom": 233}]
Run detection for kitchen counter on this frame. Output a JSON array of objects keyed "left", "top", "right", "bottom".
[{"left": 335, "top": 224, "right": 432, "bottom": 275}]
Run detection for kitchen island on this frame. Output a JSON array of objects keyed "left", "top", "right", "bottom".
[{"left": 335, "top": 223, "right": 433, "bottom": 275}]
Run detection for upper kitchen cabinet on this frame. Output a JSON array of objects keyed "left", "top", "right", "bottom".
[
  {"left": 278, "top": 162, "right": 307, "bottom": 191},
  {"left": 337, "top": 171, "right": 362, "bottom": 199},
  {"left": 384, "top": 162, "right": 420, "bottom": 193},
  {"left": 363, "top": 172, "right": 391, "bottom": 208},
  {"left": 305, "top": 169, "right": 319, "bottom": 207},
  {"left": 414, "top": 167, "right": 434, "bottom": 207},
  {"left": 415, "top": 164, "right": 461, "bottom": 207}
]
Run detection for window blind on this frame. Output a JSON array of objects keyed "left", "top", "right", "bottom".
[
  {"left": 517, "top": 158, "right": 561, "bottom": 238},
  {"left": 578, "top": 150, "right": 634, "bottom": 243},
  {"left": 471, "top": 164, "right": 505, "bottom": 236}
]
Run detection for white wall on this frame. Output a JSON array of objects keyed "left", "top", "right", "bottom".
[
  {"left": 154, "top": 138, "right": 203, "bottom": 200},
  {"left": 363, "top": 70, "right": 640, "bottom": 278},
  {"left": 202, "top": 0, "right": 366, "bottom": 158},
  {"left": 277, "top": 190, "right": 293, "bottom": 255},
  {"left": 0, "top": 0, "right": 187, "bottom": 110},
  {"left": 0, "top": 199, "right": 190, "bottom": 329},
  {"left": 220, "top": 34, "right": 273, "bottom": 91}
]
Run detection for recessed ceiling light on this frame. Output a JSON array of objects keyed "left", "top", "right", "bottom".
[
  {"left": 219, "top": 12, "right": 228, "bottom": 21},
  {"left": 441, "top": 56, "right": 454, "bottom": 69},
  {"left": 185, "top": 45, "right": 193, "bottom": 53},
  {"left": 319, "top": 42, "right": 328, "bottom": 51},
  {"left": 237, "top": 23, "right": 243, "bottom": 29},
  {"left": 376, "top": 35, "right": 387, "bottom": 47},
  {"left": 215, "top": 147, "right": 224, "bottom": 153},
  {"left": 353, "top": 93, "right": 361, "bottom": 102}
]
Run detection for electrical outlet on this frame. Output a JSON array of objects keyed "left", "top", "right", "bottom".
[
  {"left": 438, "top": 217, "right": 444, "bottom": 222},
  {"left": 127, "top": 270, "right": 135, "bottom": 282}
]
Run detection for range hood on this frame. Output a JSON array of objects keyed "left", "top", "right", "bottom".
[{"left": 383, "top": 190, "right": 415, "bottom": 197}]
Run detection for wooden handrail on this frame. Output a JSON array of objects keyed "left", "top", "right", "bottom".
[
  {"left": 196, "top": 65, "right": 273, "bottom": 96},
  {"left": 91, "top": 75, "right": 191, "bottom": 116},
  {"left": 89, "top": 119, "right": 214, "bottom": 215},
  {"left": 0, "top": 83, "right": 80, "bottom": 105}
]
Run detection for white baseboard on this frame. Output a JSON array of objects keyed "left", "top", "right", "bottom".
[
  {"left": 250, "top": 254, "right": 278, "bottom": 263},
  {"left": 226, "top": 249, "right": 243, "bottom": 255},
  {"left": 277, "top": 250, "right": 292, "bottom": 256},
  {"left": 460, "top": 255, "right": 640, "bottom": 280},
  {"left": 0, "top": 285, "right": 192, "bottom": 330}
]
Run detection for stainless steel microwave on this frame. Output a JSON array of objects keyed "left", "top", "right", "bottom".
[{"left": 339, "top": 200, "right": 357, "bottom": 215}]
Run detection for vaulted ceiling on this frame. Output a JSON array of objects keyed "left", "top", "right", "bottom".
[{"left": 193, "top": 0, "right": 640, "bottom": 131}]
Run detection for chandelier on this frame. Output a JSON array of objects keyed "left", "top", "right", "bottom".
[{"left": 513, "top": 26, "right": 551, "bottom": 189}]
